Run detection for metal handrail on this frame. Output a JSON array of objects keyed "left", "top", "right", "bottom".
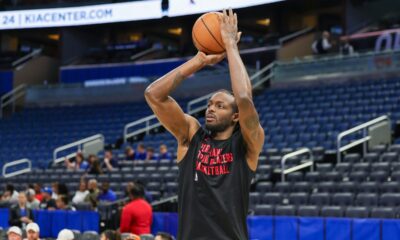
[
  {"left": 123, "top": 115, "right": 161, "bottom": 143},
  {"left": 279, "top": 27, "right": 314, "bottom": 45},
  {"left": 281, "top": 148, "right": 314, "bottom": 182},
  {"left": 12, "top": 48, "right": 42, "bottom": 67},
  {"left": 53, "top": 134, "right": 105, "bottom": 165},
  {"left": 2, "top": 158, "right": 32, "bottom": 178},
  {"left": 336, "top": 115, "right": 390, "bottom": 163},
  {"left": 0, "top": 84, "right": 27, "bottom": 119}
]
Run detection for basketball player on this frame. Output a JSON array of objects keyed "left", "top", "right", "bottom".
[{"left": 145, "top": 9, "right": 264, "bottom": 240}]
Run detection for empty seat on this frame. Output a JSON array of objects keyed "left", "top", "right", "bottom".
[
  {"left": 343, "top": 153, "right": 361, "bottom": 163},
  {"left": 356, "top": 193, "right": 378, "bottom": 206},
  {"left": 274, "top": 182, "right": 292, "bottom": 194},
  {"left": 323, "top": 171, "right": 342, "bottom": 182},
  {"left": 332, "top": 192, "right": 354, "bottom": 206},
  {"left": 369, "top": 145, "right": 387, "bottom": 155},
  {"left": 292, "top": 182, "right": 312, "bottom": 193},
  {"left": 304, "top": 172, "right": 321, "bottom": 182},
  {"left": 371, "top": 162, "right": 390, "bottom": 172},
  {"left": 380, "top": 182, "right": 400, "bottom": 193},
  {"left": 369, "top": 171, "right": 389, "bottom": 182},
  {"left": 321, "top": 206, "right": 344, "bottom": 217},
  {"left": 335, "top": 162, "right": 352, "bottom": 173},
  {"left": 288, "top": 192, "right": 308, "bottom": 206},
  {"left": 390, "top": 171, "right": 400, "bottom": 181},
  {"left": 256, "top": 182, "right": 273, "bottom": 193},
  {"left": 317, "top": 182, "right": 336, "bottom": 193},
  {"left": 380, "top": 193, "right": 400, "bottom": 207},
  {"left": 345, "top": 206, "right": 369, "bottom": 218},
  {"left": 275, "top": 205, "right": 296, "bottom": 216},
  {"left": 388, "top": 145, "right": 400, "bottom": 155},
  {"left": 348, "top": 171, "right": 368, "bottom": 182},
  {"left": 286, "top": 172, "right": 303, "bottom": 182},
  {"left": 370, "top": 207, "right": 396, "bottom": 218},
  {"left": 263, "top": 192, "right": 283, "bottom": 205},
  {"left": 254, "top": 204, "right": 274, "bottom": 215},
  {"left": 257, "top": 165, "right": 272, "bottom": 179},
  {"left": 337, "top": 181, "right": 356, "bottom": 193},
  {"left": 297, "top": 205, "right": 319, "bottom": 217},
  {"left": 363, "top": 153, "right": 379, "bottom": 163},
  {"left": 352, "top": 163, "right": 370, "bottom": 172},
  {"left": 381, "top": 152, "right": 398, "bottom": 162},
  {"left": 250, "top": 192, "right": 261, "bottom": 206},
  {"left": 316, "top": 163, "right": 333, "bottom": 172},
  {"left": 358, "top": 182, "right": 379, "bottom": 193},
  {"left": 309, "top": 193, "right": 330, "bottom": 206}
]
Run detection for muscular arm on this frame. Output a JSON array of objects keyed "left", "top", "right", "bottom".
[
  {"left": 145, "top": 52, "right": 225, "bottom": 161},
  {"left": 221, "top": 9, "right": 264, "bottom": 171}
]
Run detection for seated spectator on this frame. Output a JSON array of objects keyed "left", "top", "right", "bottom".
[
  {"left": 158, "top": 144, "right": 172, "bottom": 161},
  {"left": 26, "top": 189, "right": 40, "bottom": 210},
  {"left": 340, "top": 38, "right": 354, "bottom": 55},
  {"left": 57, "top": 229, "right": 74, "bottom": 240},
  {"left": 72, "top": 181, "right": 89, "bottom": 204},
  {"left": 7, "top": 226, "right": 22, "bottom": 240},
  {"left": 33, "top": 184, "right": 43, "bottom": 202},
  {"left": 100, "top": 230, "right": 121, "bottom": 240},
  {"left": 84, "top": 179, "right": 100, "bottom": 209},
  {"left": 56, "top": 195, "right": 75, "bottom": 211},
  {"left": 145, "top": 147, "right": 157, "bottom": 161},
  {"left": 98, "top": 182, "right": 117, "bottom": 202},
  {"left": 2, "top": 184, "right": 19, "bottom": 203},
  {"left": 65, "top": 152, "right": 89, "bottom": 171},
  {"left": 26, "top": 222, "right": 40, "bottom": 240},
  {"left": 87, "top": 155, "right": 103, "bottom": 175},
  {"left": 120, "top": 182, "right": 152, "bottom": 235},
  {"left": 51, "top": 182, "right": 59, "bottom": 200},
  {"left": 9, "top": 192, "right": 34, "bottom": 228},
  {"left": 135, "top": 143, "right": 147, "bottom": 161},
  {"left": 39, "top": 187, "right": 56, "bottom": 210},
  {"left": 125, "top": 146, "right": 136, "bottom": 161},
  {"left": 155, "top": 232, "right": 174, "bottom": 240},
  {"left": 312, "top": 31, "right": 333, "bottom": 55},
  {"left": 102, "top": 150, "right": 119, "bottom": 171}
]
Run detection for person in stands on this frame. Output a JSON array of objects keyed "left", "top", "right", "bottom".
[
  {"left": 312, "top": 31, "right": 333, "bottom": 55},
  {"left": 120, "top": 182, "right": 152, "bottom": 235}
]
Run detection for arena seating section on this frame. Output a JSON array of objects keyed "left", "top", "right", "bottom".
[{"left": 2, "top": 76, "right": 400, "bottom": 219}]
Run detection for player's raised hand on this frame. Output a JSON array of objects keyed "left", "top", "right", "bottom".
[{"left": 219, "top": 8, "right": 241, "bottom": 47}]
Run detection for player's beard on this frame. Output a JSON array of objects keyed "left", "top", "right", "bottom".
[{"left": 205, "top": 120, "right": 231, "bottom": 133}]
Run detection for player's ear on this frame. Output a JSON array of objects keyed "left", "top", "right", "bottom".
[{"left": 232, "top": 112, "right": 239, "bottom": 123}]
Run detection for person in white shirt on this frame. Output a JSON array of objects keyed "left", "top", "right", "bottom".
[
  {"left": 26, "top": 189, "right": 40, "bottom": 210},
  {"left": 72, "top": 181, "right": 89, "bottom": 204},
  {"left": 2, "top": 184, "right": 19, "bottom": 204},
  {"left": 312, "top": 31, "right": 332, "bottom": 55}
]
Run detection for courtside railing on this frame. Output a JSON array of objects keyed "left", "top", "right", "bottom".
[
  {"left": 2, "top": 158, "right": 32, "bottom": 178},
  {"left": 336, "top": 115, "right": 390, "bottom": 163},
  {"left": 53, "top": 134, "right": 105, "bottom": 165},
  {"left": 0, "top": 84, "right": 27, "bottom": 119},
  {"left": 280, "top": 148, "right": 314, "bottom": 182}
]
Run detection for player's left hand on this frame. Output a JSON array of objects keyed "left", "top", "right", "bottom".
[{"left": 195, "top": 51, "right": 225, "bottom": 66}]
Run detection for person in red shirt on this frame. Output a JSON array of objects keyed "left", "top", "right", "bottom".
[{"left": 120, "top": 182, "right": 153, "bottom": 235}]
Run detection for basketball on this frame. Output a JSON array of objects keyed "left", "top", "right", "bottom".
[{"left": 192, "top": 12, "right": 225, "bottom": 54}]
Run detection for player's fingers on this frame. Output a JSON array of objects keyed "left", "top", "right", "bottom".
[
  {"left": 229, "top": 8, "right": 234, "bottom": 24},
  {"left": 234, "top": 13, "right": 238, "bottom": 26},
  {"left": 222, "top": 9, "right": 227, "bottom": 23}
]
